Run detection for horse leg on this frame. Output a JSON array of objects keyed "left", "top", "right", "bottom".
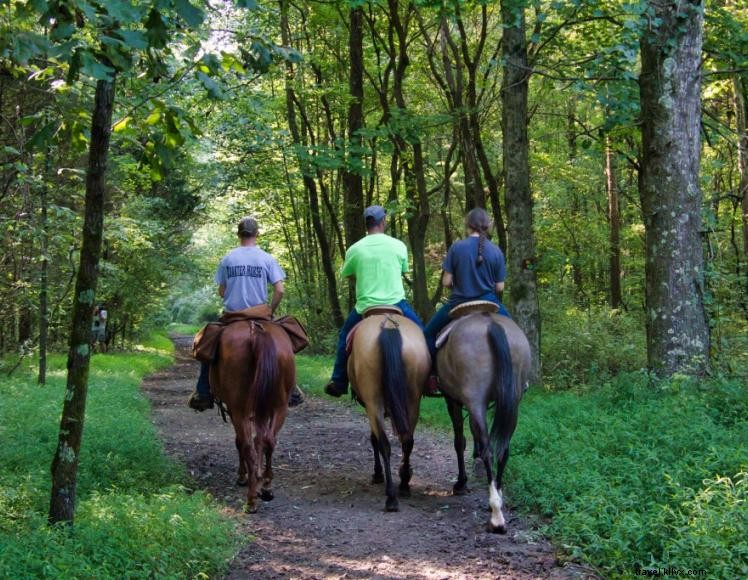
[
  {"left": 468, "top": 410, "right": 506, "bottom": 534},
  {"left": 398, "top": 433, "right": 414, "bottom": 498},
  {"left": 370, "top": 432, "right": 384, "bottom": 484},
  {"left": 445, "top": 396, "right": 468, "bottom": 495},
  {"left": 374, "top": 422, "right": 398, "bottom": 512},
  {"left": 259, "top": 432, "right": 276, "bottom": 501},
  {"left": 235, "top": 437, "right": 248, "bottom": 487},
  {"left": 237, "top": 422, "right": 260, "bottom": 514}
]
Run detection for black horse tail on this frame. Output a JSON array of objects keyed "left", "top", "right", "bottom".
[
  {"left": 247, "top": 327, "right": 281, "bottom": 425},
  {"left": 487, "top": 321, "right": 517, "bottom": 461},
  {"left": 379, "top": 327, "right": 410, "bottom": 436}
]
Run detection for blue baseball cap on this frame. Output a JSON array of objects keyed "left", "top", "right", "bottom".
[{"left": 363, "top": 205, "right": 387, "bottom": 224}]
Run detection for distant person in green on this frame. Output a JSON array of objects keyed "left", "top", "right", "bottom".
[{"left": 324, "top": 205, "right": 425, "bottom": 397}]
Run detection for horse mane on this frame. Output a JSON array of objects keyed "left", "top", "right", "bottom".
[
  {"left": 378, "top": 327, "right": 410, "bottom": 436},
  {"left": 246, "top": 326, "right": 282, "bottom": 424},
  {"left": 487, "top": 321, "right": 517, "bottom": 460}
]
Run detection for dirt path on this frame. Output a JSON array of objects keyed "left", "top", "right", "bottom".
[{"left": 141, "top": 336, "right": 592, "bottom": 579}]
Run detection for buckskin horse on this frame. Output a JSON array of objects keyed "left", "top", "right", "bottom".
[
  {"left": 347, "top": 309, "right": 430, "bottom": 512},
  {"left": 210, "top": 319, "right": 296, "bottom": 513},
  {"left": 436, "top": 305, "right": 530, "bottom": 533}
]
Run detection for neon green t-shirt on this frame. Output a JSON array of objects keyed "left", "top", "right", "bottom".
[{"left": 341, "top": 233, "right": 409, "bottom": 314}]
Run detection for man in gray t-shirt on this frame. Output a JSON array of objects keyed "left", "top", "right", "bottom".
[{"left": 189, "top": 216, "right": 286, "bottom": 411}]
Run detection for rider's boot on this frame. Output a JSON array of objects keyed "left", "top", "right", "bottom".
[{"left": 324, "top": 381, "right": 348, "bottom": 397}]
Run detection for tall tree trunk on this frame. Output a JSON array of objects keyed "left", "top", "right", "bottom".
[
  {"left": 639, "top": 0, "right": 709, "bottom": 376},
  {"left": 49, "top": 76, "right": 115, "bottom": 525},
  {"left": 606, "top": 136, "right": 622, "bottom": 309},
  {"left": 280, "top": 0, "right": 344, "bottom": 327},
  {"left": 732, "top": 74, "right": 748, "bottom": 294},
  {"left": 342, "top": 6, "right": 365, "bottom": 247},
  {"left": 38, "top": 147, "right": 50, "bottom": 384},
  {"left": 567, "top": 96, "right": 584, "bottom": 300},
  {"left": 501, "top": 0, "right": 541, "bottom": 384}
]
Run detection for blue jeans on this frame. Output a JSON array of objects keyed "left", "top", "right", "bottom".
[
  {"left": 330, "top": 300, "right": 425, "bottom": 386},
  {"left": 196, "top": 362, "right": 211, "bottom": 397},
  {"left": 424, "top": 292, "right": 511, "bottom": 359}
]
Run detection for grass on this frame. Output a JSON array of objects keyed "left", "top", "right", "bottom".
[
  {"left": 166, "top": 322, "right": 202, "bottom": 336},
  {"left": 0, "top": 334, "right": 242, "bottom": 579},
  {"left": 296, "top": 354, "right": 748, "bottom": 578}
]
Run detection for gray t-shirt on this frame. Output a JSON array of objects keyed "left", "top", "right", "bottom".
[{"left": 214, "top": 246, "right": 286, "bottom": 312}]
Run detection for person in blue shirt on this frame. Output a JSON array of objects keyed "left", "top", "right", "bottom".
[{"left": 424, "top": 207, "right": 511, "bottom": 359}]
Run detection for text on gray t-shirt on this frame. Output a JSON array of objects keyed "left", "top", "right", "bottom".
[{"left": 214, "top": 246, "right": 286, "bottom": 312}]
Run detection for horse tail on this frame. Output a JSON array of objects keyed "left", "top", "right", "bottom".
[
  {"left": 487, "top": 321, "right": 517, "bottom": 460},
  {"left": 247, "top": 326, "right": 281, "bottom": 425},
  {"left": 378, "top": 326, "right": 410, "bottom": 436}
]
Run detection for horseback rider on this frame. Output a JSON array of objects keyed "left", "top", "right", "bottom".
[
  {"left": 324, "top": 205, "right": 425, "bottom": 397},
  {"left": 424, "top": 207, "right": 511, "bottom": 359},
  {"left": 188, "top": 216, "right": 287, "bottom": 411}
]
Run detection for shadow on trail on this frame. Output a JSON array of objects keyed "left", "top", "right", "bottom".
[{"left": 140, "top": 335, "right": 594, "bottom": 579}]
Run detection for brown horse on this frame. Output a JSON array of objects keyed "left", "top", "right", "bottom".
[
  {"left": 437, "top": 312, "right": 530, "bottom": 533},
  {"left": 210, "top": 320, "right": 296, "bottom": 513},
  {"left": 348, "top": 313, "right": 430, "bottom": 512}
]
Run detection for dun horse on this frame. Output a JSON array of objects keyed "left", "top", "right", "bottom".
[
  {"left": 210, "top": 321, "right": 296, "bottom": 513},
  {"left": 348, "top": 311, "right": 430, "bottom": 512},
  {"left": 437, "top": 309, "right": 530, "bottom": 533}
]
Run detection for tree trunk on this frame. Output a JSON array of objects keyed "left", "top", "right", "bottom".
[
  {"left": 49, "top": 76, "right": 115, "bottom": 525},
  {"left": 501, "top": 0, "right": 541, "bottom": 384},
  {"left": 342, "top": 6, "right": 365, "bottom": 247},
  {"left": 732, "top": 75, "right": 748, "bottom": 291},
  {"left": 280, "top": 0, "right": 344, "bottom": 327},
  {"left": 38, "top": 147, "right": 50, "bottom": 384},
  {"left": 606, "top": 136, "right": 622, "bottom": 309},
  {"left": 639, "top": 0, "right": 709, "bottom": 376},
  {"left": 567, "top": 96, "right": 584, "bottom": 300}
]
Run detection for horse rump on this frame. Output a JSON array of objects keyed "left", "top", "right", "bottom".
[
  {"left": 378, "top": 327, "right": 410, "bottom": 436},
  {"left": 487, "top": 321, "right": 517, "bottom": 459},
  {"left": 246, "top": 327, "right": 282, "bottom": 424}
]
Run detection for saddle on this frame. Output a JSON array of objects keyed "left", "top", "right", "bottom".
[
  {"left": 345, "top": 305, "right": 404, "bottom": 355},
  {"left": 192, "top": 304, "right": 309, "bottom": 363},
  {"left": 435, "top": 300, "right": 499, "bottom": 350}
]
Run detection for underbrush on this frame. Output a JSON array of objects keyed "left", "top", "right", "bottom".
[
  {"left": 0, "top": 335, "right": 241, "bottom": 578},
  {"left": 297, "top": 355, "right": 747, "bottom": 577}
]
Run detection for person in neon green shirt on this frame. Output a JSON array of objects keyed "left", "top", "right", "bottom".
[{"left": 325, "top": 205, "right": 425, "bottom": 397}]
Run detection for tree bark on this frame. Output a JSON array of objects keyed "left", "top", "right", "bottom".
[
  {"left": 501, "top": 0, "right": 541, "bottom": 384},
  {"left": 606, "top": 135, "right": 622, "bottom": 309},
  {"left": 280, "top": 0, "right": 344, "bottom": 327},
  {"left": 342, "top": 6, "right": 365, "bottom": 247},
  {"left": 38, "top": 147, "right": 50, "bottom": 384},
  {"left": 639, "top": 0, "right": 709, "bottom": 376},
  {"left": 49, "top": 76, "right": 115, "bottom": 525},
  {"left": 732, "top": 75, "right": 748, "bottom": 286}
]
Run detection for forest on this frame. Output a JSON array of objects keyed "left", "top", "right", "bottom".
[{"left": 1, "top": 0, "right": 746, "bottom": 578}]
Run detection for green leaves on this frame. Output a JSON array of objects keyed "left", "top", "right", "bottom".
[{"left": 174, "top": 0, "right": 205, "bottom": 28}]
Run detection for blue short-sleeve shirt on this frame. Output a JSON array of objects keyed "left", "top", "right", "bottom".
[
  {"left": 215, "top": 246, "right": 285, "bottom": 312},
  {"left": 443, "top": 237, "right": 506, "bottom": 300}
]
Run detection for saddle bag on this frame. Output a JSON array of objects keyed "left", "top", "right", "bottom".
[
  {"left": 192, "top": 322, "right": 225, "bottom": 363},
  {"left": 275, "top": 315, "right": 310, "bottom": 353}
]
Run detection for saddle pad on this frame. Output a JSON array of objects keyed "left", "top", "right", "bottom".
[
  {"left": 449, "top": 300, "right": 499, "bottom": 319},
  {"left": 363, "top": 305, "right": 403, "bottom": 318},
  {"left": 435, "top": 319, "right": 461, "bottom": 350},
  {"left": 345, "top": 322, "right": 364, "bottom": 355}
]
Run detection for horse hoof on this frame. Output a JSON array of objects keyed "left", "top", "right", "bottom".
[
  {"left": 399, "top": 486, "right": 411, "bottom": 498},
  {"left": 385, "top": 498, "right": 399, "bottom": 512},
  {"left": 488, "top": 523, "right": 507, "bottom": 534},
  {"left": 371, "top": 473, "right": 384, "bottom": 484},
  {"left": 453, "top": 484, "right": 469, "bottom": 496},
  {"left": 236, "top": 477, "right": 248, "bottom": 487},
  {"left": 243, "top": 503, "right": 258, "bottom": 514},
  {"left": 260, "top": 489, "right": 274, "bottom": 502}
]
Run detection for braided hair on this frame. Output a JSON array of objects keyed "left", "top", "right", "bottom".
[{"left": 466, "top": 208, "right": 491, "bottom": 266}]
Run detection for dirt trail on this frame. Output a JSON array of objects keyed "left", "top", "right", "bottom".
[{"left": 141, "top": 336, "right": 592, "bottom": 579}]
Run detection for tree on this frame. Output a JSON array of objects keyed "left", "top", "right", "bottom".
[
  {"left": 501, "top": 0, "right": 541, "bottom": 383},
  {"left": 639, "top": 0, "right": 710, "bottom": 375}
]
